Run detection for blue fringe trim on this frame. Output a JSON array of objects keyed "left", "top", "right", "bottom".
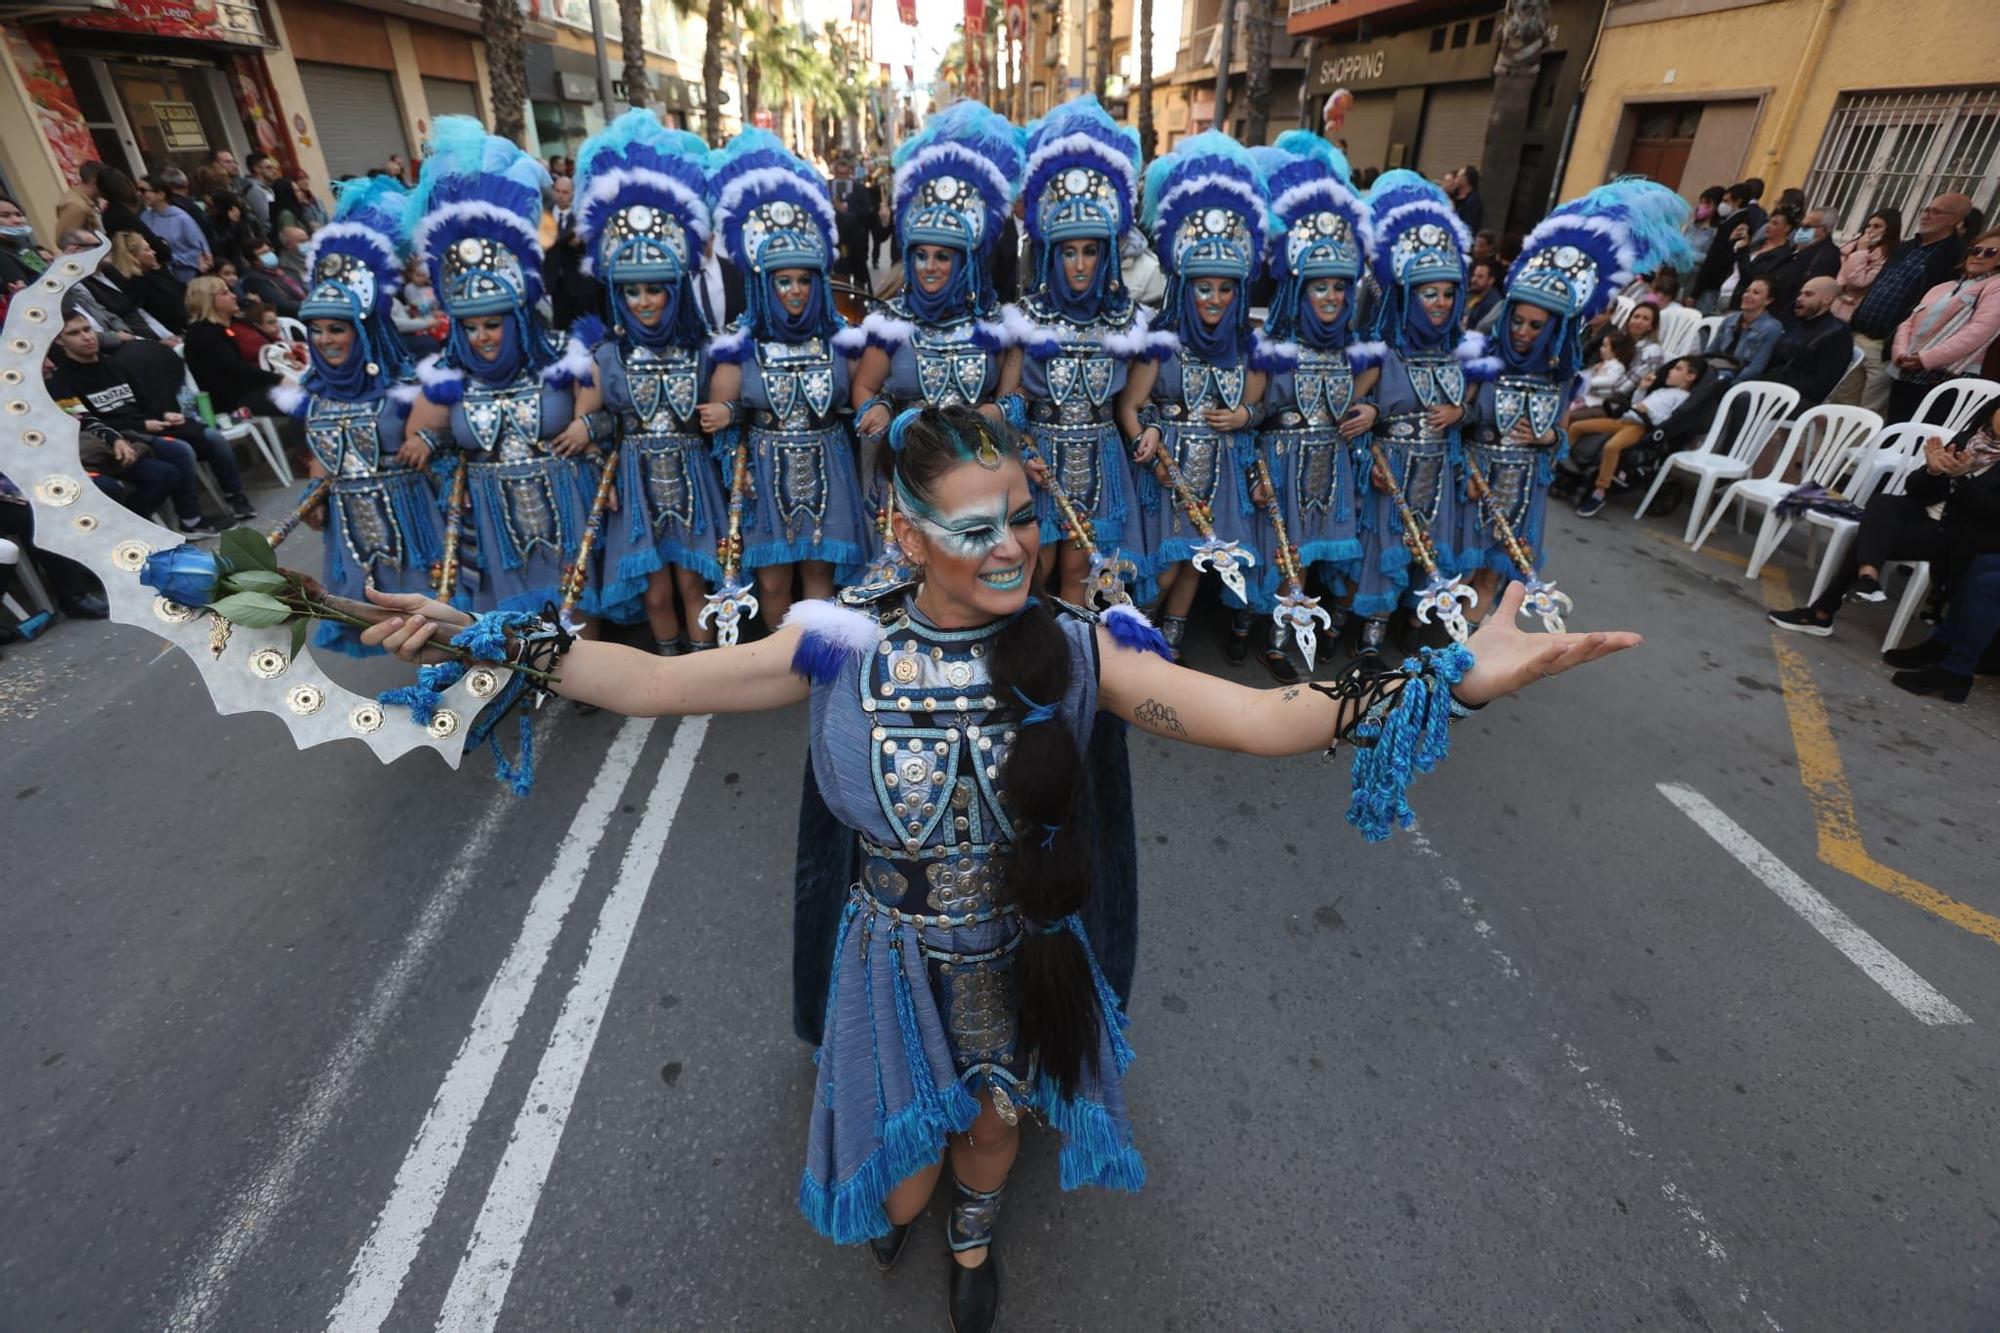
[
  {"left": 1347, "top": 642, "right": 1473, "bottom": 842},
  {"left": 791, "top": 629, "right": 855, "bottom": 684},
  {"left": 741, "top": 536, "right": 868, "bottom": 572},
  {"left": 1032, "top": 1077, "right": 1147, "bottom": 1193}
]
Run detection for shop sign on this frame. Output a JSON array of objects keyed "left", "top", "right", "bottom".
[
  {"left": 154, "top": 100, "right": 208, "bottom": 151},
  {"left": 1307, "top": 21, "right": 1501, "bottom": 96},
  {"left": 68, "top": 0, "right": 270, "bottom": 47}
]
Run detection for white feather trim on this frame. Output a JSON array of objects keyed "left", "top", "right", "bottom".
[
  {"left": 1269, "top": 180, "right": 1376, "bottom": 253},
  {"left": 781, "top": 597, "right": 883, "bottom": 653},
  {"left": 269, "top": 381, "right": 305, "bottom": 415},
  {"left": 1251, "top": 330, "right": 1301, "bottom": 366},
  {"left": 416, "top": 353, "right": 463, "bottom": 387},
  {"left": 861, "top": 311, "right": 916, "bottom": 349},
  {"left": 713, "top": 166, "right": 838, "bottom": 242},
  {"left": 1346, "top": 340, "right": 1389, "bottom": 368},
  {"left": 1022, "top": 130, "right": 1138, "bottom": 220},
  {"left": 1455, "top": 331, "right": 1489, "bottom": 362},
  {"left": 892, "top": 142, "right": 1014, "bottom": 217},
  {"left": 541, "top": 335, "right": 595, "bottom": 385},
  {"left": 1374, "top": 198, "right": 1472, "bottom": 263},
  {"left": 410, "top": 200, "right": 542, "bottom": 265},
  {"left": 706, "top": 326, "right": 752, "bottom": 359},
  {"left": 1150, "top": 174, "right": 1269, "bottom": 249},
  {"left": 1098, "top": 305, "right": 1159, "bottom": 358},
  {"left": 578, "top": 166, "right": 711, "bottom": 247},
  {"left": 302, "top": 221, "right": 398, "bottom": 276},
  {"left": 998, "top": 302, "right": 1063, "bottom": 352},
  {"left": 388, "top": 382, "right": 420, "bottom": 405},
  {"left": 831, "top": 324, "right": 868, "bottom": 355}
]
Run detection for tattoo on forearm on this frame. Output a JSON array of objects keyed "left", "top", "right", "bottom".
[
  {"left": 1280, "top": 686, "right": 1300, "bottom": 702},
  {"left": 1134, "top": 698, "right": 1187, "bottom": 737}
]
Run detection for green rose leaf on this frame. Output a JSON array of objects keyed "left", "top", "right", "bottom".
[
  {"left": 225, "top": 569, "right": 291, "bottom": 594},
  {"left": 218, "top": 526, "right": 279, "bottom": 575},
  {"left": 209, "top": 591, "right": 294, "bottom": 629},
  {"left": 288, "top": 616, "right": 310, "bottom": 661}
]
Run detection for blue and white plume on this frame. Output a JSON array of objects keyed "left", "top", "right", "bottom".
[{"left": 574, "top": 108, "right": 712, "bottom": 284}]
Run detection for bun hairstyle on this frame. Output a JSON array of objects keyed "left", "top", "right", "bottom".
[{"left": 889, "top": 404, "right": 1102, "bottom": 1096}]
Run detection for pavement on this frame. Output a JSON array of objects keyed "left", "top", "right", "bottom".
[{"left": 3, "top": 480, "right": 1998, "bottom": 1332}]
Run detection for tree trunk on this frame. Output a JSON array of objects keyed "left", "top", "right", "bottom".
[
  {"left": 1210, "top": 0, "right": 1236, "bottom": 135},
  {"left": 1242, "top": 0, "right": 1271, "bottom": 146},
  {"left": 1137, "top": 0, "right": 1154, "bottom": 158},
  {"left": 702, "top": 0, "right": 727, "bottom": 145},
  {"left": 1479, "top": 0, "right": 1551, "bottom": 234},
  {"left": 479, "top": 0, "right": 528, "bottom": 144},
  {"left": 619, "top": 0, "right": 649, "bottom": 110},
  {"left": 1094, "top": 0, "right": 1112, "bottom": 98}
]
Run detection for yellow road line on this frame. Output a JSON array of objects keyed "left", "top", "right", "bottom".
[{"left": 1641, "top": 526, "right": 2000, "bottom": 946}]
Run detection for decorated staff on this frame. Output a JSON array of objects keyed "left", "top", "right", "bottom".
[
  {"left": 559, "top": 445, "right": 620, "bottom": 620},
  {"left": 993, "top": 94, "right": 1169, "bottom": 607},
  {"left": 1248, "top": 453, "right": 1334, "bottom": 668},
  {"left": 1459, "top": 177, "right": 1693, "bottom": 630},
  {"left": 1019, "top": 442, "right": 1138, "bottom": 608},
  {"left": 266, "top": 176, "right": 440, "bottom": 655},
  {"left": 696, "top": 435, "right": 759, "bottom": 644},
  {"left": 574, "top": 109, "right": 729, "bottom": 653},
  {"left": 1117, "top": 131, "right": 1272, "bottom": 666},
  {"left": 433, "top": 461, "right": 469, "bottom": 601},
  {"left": 1365, "top": 437, "right": 1474, "bottom": 642},
  {"left": 265, "top": 478, "right": 328, "bottom": 549}
]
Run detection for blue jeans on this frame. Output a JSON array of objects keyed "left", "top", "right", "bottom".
[
  {"left": 118, "top": 451, "right": 202, "bottom": 525},
  {"left": 1928, "top": 553, "right": 2000, "bottom": 675},
  {"left": 145, "top": 425, "right": 246, "bottom": 497}
]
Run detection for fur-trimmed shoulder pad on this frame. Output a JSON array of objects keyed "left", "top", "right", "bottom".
[
  {"left": 784, "top": 590, "right": 898, "bottom": 683},
  {"left": 1057, "top": 597, "right": 1173, "bottom": 660}
]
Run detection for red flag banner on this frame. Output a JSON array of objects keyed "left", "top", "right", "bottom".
[
  {"left": 897, "top": 0, "right": 915, "bottom": 23},
  {"left": 964, "top": 0, "right": 984, "bottom": 37}
]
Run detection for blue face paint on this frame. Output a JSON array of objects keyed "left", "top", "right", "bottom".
[{"left": 895, "top": 479, "right": 1037, "bottom": 561}]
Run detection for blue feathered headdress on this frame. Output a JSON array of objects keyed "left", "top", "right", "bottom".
[
  {"left": 1366, "top": 169, "right": 1468, "bottom": 291},
  {"left": 406, "top": 116, "right": 551, "bottom": 316},
  {"left": 708, "top": 128, "right": 837, "bottom": 277},
  {"left": 1142, "top": 130, "right": 1269, "bottom": 282},
  {"left": 575, "top": 108, "right": 712, "bottom": 284},
  {"left": 1022, "top": 94, "right": 1141, "bottom": 246},
  {"left": 892, "top": 99, "right": 1024, "bottom": 258},
  {"left": 301, "top": 175, "right": 408, "bottom": 324},
  {"left": 1262, "top": 129, "right": 1372, "bottom": 285}
]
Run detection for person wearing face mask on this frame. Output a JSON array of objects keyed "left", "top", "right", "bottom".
[
  {"left": 0, "top": 195, "right": 50, "bottom": 292},
  {"left": 1793, "top": 208, "right": 1842, "bottom": 287},
  {"left": 1117, "top": 133, "right": 1276, "bottom": 668},
  {"left": 1249, "top": 131, "right": 1381, "bottom": 672},
  {"left": 1685, "top": 186, "right": 1726, "bottom": 268},
  {"left": 400, "top": 117, "right": 609, "bottom": 620},
  {"left": 847, "top": 101, "right": 1025, "bottom": 529},
  {"left": 993, "top": 95, "right": 1168, "bottom": 609},
  {"left": 1350, "top": 169, "right": 1485, "bottom": 664},
  {"left": 697, "top": 128, "right": 872, "bottom": 629},
  {"left": 572, "top": 110, "right": 729, "bottom": 653},
  {"left": 241, "top": 237, "right": 307, "bottom": 318},
  {"left": 267, "top": 177, "right": 441, "bottom": 653}
]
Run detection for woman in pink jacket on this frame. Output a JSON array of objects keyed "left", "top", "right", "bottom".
[
  {"left": 1832, "top": 209, "right": 1898, "bottom": 321},
  {"left": 1887, "top": 227, "right": 2000, "bottom": 423}
]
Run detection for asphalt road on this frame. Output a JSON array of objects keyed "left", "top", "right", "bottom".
[{"left": 3, "top": 487, "right": 1997, "bottom": 1332}]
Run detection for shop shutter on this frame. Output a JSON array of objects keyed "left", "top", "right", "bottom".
[
  {"left": 1416, "top": 81, "right": 1492, "bottom": 181},
  {"left": 1338, "top": 92, "right": 1395, "bottom": 177},
  {"left": 297, "top": 62, "right": 410, "bottom": 179},
  {"left": 422, "top": 76, "right": 481, "bottom": 125}
]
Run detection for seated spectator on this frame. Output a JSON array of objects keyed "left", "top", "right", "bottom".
[
  {"left": 1702, "top": 277, "right": 1783, "bottom": 381},
  {"left": 0, "top": 474, "right": 111, "bottom": 627},
  {"left": 1770, "top": 403, "right": 2000, "bottom": 649},
  {"left": 1613, "top": 302, "right": 1667, "bottom": 400},
  {"left": 182, "top": 275, "right": 290, "bottom": 422},
  {"left": 241, "top": 236, "right": 307, "bottom": 318},
  {"left": 226, "top": 294, "right": 279, "bottom": 362},
  {"left": 1732, "top": 204, "right": 1804, "bottom": 321},
  {"left": 59, "top": 236, "right": 187, "bottom": 413},
  {"left": 1886, "top": 226, "right": 2000, "bottom": 424},
  {"left": 1833, "top": 209, "right": 1898, "bottom": 322},
  {"left": 94, "top": 167, "right": 150, "bottom": 255},
  {"left": 275, "top": 224, "right": 310, "bottom": 283},
  {"left": 1462, "top": 257, "right": 1504, "bottom": 335},
  {"left": 1750, "top": 276, "right": 1853, "bottom": 407},
  {"left": 250, "top": 303, "right": 307, "bottom": 374},
  {"left": 1684, "top": 186, "right": 1726, "bottom": 269},
  {"left": 107, "top": 228, "right": 187, "bottom": 334},
  {"left": 1574, "top": 330, "right": 1635, "bottom": 412},
  {"left": 202, "top": 192, "right": 264, "bottom": 266},
  {"left": 1793, "top": 209, "right": 1842, "bottom": 287},
  {"left": 1470, "top": 229, "right": 1497, "bottom": 266},
  {"left": 1839, "top": 192, "right": 1972, "bottom": 414},
  {"left": 138, "top": 175, "right": 211, "bottom": 282},
  {"left": 1570, "top": 355, "right": 1707, "bottom": 517},
  {"left": 287, "top": 175, "right": 328, "bottom": 231},
  {"left": 1884, "top": 551, "right": 2000, "bottom": 701},
  {"left": 156, "top": 166, "right": 200, "bottom": 220},
  {"left": 0, "top": 195, "right": 51, "bottom": 292},
  {"left": 46, "top": 312, "right": 254, "bottom": 524},
  {"left": 213, "top": 256, "right": 245, "bottom": 302},
  {"left": 56, "top": 161, "right": 104, "bottom": 238}
]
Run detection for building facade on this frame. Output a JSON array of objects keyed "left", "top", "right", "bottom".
[{"left": 1562, "top": 0, "right": 2000, "bottom": 235}]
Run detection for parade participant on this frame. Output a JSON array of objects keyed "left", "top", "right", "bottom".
[
  {"left": 400, "top": 116, "right": 605, "bottom": 616},
  {"left": 848, "top": 101, "right": 1024, "bottom": 476},
  {"left": 1251, "top": 131, "right": 1382, "bottom": 671},
  {"left": 994, "top": 95, "right": 1171, "bottom": 607},
  {"left": 697, "top": 129, "right": 871, "bottom": 629},
  {"left": 572, "top": 109, "right": 728, "bottom": 653},
  {"left": 268, "top": 176, "right": 441, "bottom": 654},
  {"left": 1353, "top": 170, "right": 1487, "bottom": 665},
  {"left": 1457, "top": 178, "right": 1692, "bottom": 627},
  {"left": 357, "top": 400, "right": 1639, "bottom": 1333},
  {"left": 1116, "top": 131, "right": 1271, "bottom": 666}
]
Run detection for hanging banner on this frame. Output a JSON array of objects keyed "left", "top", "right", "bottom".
[
  {"left": 964, "top": 0, "right": 984, "bottom": 37},
  {"left": 1004, "top": 0, "right": 1025, "bottom": 39},
  {"left": 897, "top": 0, "right": 916, "bottom": 25}
]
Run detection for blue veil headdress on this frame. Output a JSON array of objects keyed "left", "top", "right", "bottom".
[
  {"left": 1257, "top": 131, "right": 1378, "bottom": 365},
  {"left": 705, "top": 128, "right": 842, "bottom": 354},
  {"left": 891, "top": 99, "right": 1025, "bottom": 326},
  {"left": 1140, "top": 130, "right": 1269, "bottom": 369},
  {"left": 1021, "top": 95, "right": 1141, "bottom": 322},
  {"left": 285, "top": 175, "right": 414, "bottom": 409},
  {"left": 1365, "top": 169, "right": 1471, "bottom": 356},
  {"left": 575, "top": 108, "right": 712, "bottom": 350}
]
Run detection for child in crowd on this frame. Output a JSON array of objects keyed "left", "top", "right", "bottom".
[
  {"left": 1570, "top": 354, "right": 1707, "bottom": 517},
  {"left": 1573, "top": 330, "right": 1634, "bottom": 412}
]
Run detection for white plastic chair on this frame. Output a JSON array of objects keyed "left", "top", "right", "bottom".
[
  {"left": 1634, "top": 380, "right": 1800, "bottom": 542},
  {"left": 1873, "top": 463, "right": 1935, "bottom": 652},
  {"left": 1689, "top": 314, "right": 1725, "bottom": 358},
  {"left": 1656, "top": 303, "right": 1703, "bottom": 359},
  {"left": 1609, "top": 294, "right": 1638, "bottom": 329},
  {"left": 1803, "top": 423, "right": 1929, "bottom": 605},
  {"left": 0, "top": 536, "right": 57, "bottom": 620},
  {"left": 1692, "top": 404, "right": 1882, "bottom": 577},
  {"left": 181, "top": 366, "right": 294, "bottom": 488},
  {"left": 1910, "top": 376, "right": 2000, "bottom": 436}
]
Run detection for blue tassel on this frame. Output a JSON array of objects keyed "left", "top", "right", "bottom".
[
  {"left": 790, "top": 629, "right": 854, "bottom": 684},
  {"left": 1346, "top": 643, "right": 1473, "bottom": 842},
  {"left": 1100, "top": 604, "right": 1172, "bottom": 660},
  {"left": 1032, "top": 1076, "right": 1147, "bottom": 1193},
  {"left": 1068, "top": 915, "right": 1135, "bottom": 1073}
]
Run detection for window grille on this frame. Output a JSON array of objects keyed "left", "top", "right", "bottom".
[{"left": 1803, "top": 87, "right": 2000, "bottom": 237}]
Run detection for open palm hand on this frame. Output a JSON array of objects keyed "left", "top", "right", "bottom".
[{"left": 1456, "top": 582, "right": 1642, "bottom": 707}]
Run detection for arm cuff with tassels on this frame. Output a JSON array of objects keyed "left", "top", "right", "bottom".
[
  {"left": 1310, "top": 643, "right": 1482, "bottom": 842},
  {"left": 996, "top": 392, "right": 1027, "bottom": 433}
]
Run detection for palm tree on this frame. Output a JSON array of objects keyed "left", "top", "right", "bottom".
[
  {"left": 1137, "top": 0, "right": 1155, "bottom": 158},
  {"left": 1479, "top": 0, "right": 1552, "bottom": 233},
  {"left": 479, "top": 0, "right": 528, "bottom": 143},
  {"left": 1093, "top": 0, "right": 1112, "bottom": 98},
  {"left": 619, "top": 0, "right": 649, "bottom": 110},
  {"left": 1242, "top": 0, "right": 1272, "bottom": 145}
]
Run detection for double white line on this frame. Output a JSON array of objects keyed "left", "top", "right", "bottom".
[{"left": 329, "top": 715, "right": 709, "bottom": 1332}]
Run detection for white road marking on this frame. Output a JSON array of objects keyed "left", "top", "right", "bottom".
[
  {"left": 164, "top": 713, "right": 556, "bottom": 1333},
  {"left": 326, "top": 717, "right": 656, "bottom": 1332},
  {"left": 435, "top": 715, "right": 710, "bottom": 1332},
  {"left": 1657, "top": 783, "right": 1971, "bottom": 1027}
]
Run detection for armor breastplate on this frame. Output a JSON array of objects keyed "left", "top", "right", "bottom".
[
  {"left": 911, "top": 322, "right": 989, "bottom": 407},
  {"left": 462, "top": 379, "right": 545, "bottom": 462},
  {"left": 1406, "top": 353, "right": 1466, "bottom": 413},
  {"left": 1180, "top": 358, "right": 1245, "bottom": 414},
  {"left": 622, "top": 344, "right": 700, "bottom": 433},
  {"left": 1472, "top": 443, "right": 1539, "bottom": 534},
  {"left": 756, "top": 337, "right": 836, "bottom": 428},
  {"left": 306, "top": 396, "right": 383, "bottom": 477},
  {"left": 1291, "top": 349, "right": 1354, "bottom": 427},
  {"left": 1044, "top": 331, "right": 1116, "bottom": 414},
  {"left": 1492, "top": 374, "right": 1563, "bottom": 443}
]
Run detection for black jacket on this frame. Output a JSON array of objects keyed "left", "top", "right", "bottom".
[
  {"left": 1756, "top": 312, "right": 1854, "bottom": 407},
  {"left": 182, "top": 320, "right": 281, "bottom": 414},
  {"left": 46, "top": 349, "right": 152, "bottom": 433},
  {"left": 115, "top": 267, "right": 188, "bottom": 334},
  {"left": 1906, "top": 459, "right": 2000, "bottom": 580}
]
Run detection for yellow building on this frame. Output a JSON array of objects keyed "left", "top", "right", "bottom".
[{"left": 1562, "top": 0, "right": 1999, "bottom": 232}]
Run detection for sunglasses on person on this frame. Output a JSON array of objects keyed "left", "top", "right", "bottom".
[{"left": 1969, "top": 245, "right": 2000, "bottom": 259}]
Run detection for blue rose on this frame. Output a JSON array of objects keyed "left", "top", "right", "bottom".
[{"left": 140, "top": 545, "right": 221, "bottom": 607}]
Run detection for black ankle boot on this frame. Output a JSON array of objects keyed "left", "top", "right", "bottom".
[
  {"left": 1882, "top": 638, "right": 1948, "bottom": 670},
  {"left": 867, "top": 1221, "right": 909, "bottom": 1272},
  {"left": 1890, "top": 663, "right": 1972, "bottom": 703},
  {"left": 1260, "top": 621, "right": 1300, "bottom": 684},
  {"left": 947, "top": 1248, "right": 999, "bottom": 1333},
  {"left": 1223, "top": 609, "right": 1251, "bottom": 666}
]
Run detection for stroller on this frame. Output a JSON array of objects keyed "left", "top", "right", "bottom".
[{"left": 1550, "top": 362, "right": 1729, "bottom": 515}]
